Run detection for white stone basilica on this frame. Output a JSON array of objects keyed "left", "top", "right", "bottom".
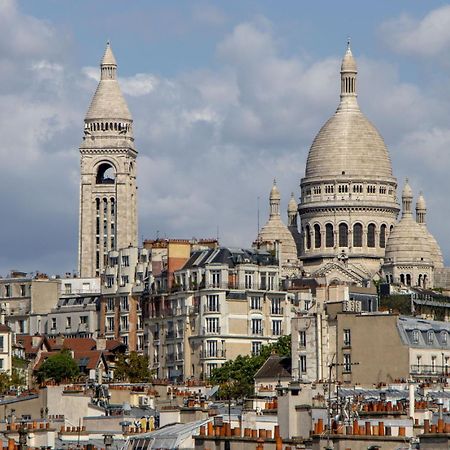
[{"left": 257, "top": 42, "right": 445, "bottom": 288}]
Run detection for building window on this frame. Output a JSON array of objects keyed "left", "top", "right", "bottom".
[
  {"left": 106, "top": 276, "right": 114, "bottom": 288},
  {"left": 380, "top": 224, "right": 386, "bottom": 248},
  {"left": 252, "top": 341, "right": 262, "bottom": 356},
  {"left": 250, "top": 296, "right": 262, "bottom": 310},
  {"left": 313, "top": 186, "right": 321, "bottom": 195},
  {"left": 343, "top": 329, "right": 351, "bottom": 346},
  {"left": 0, "top": 359, "right": 3, "bottom": 370},
  {"left": 343, "top": 354, "right": 352, "bottom": 373},
  {"left": 367, "top": 185, "right": 376, "bottom": 194},
  {"left": 138, "top": 315, "right": 143, "bottom": 330},
  {"left": 120, "top": 296, "right": 129, "bottom": 311},
  {"left": 4, "top": 285, "right": 10, "bottom": 298},
  {"left": 123, "top": 335, "right": 128, "bottom": 347},
  {"left": 325, "top": 185, "right": 334, "bottom": 194},
  {"left": 107, "top": 317, "right": 114, "bottom": 333},
  {"left": 427, "top": 331, "right": 434, "bottom": 344},
  {"left": 325, "top": 224, "right": 334, "bottom": 248},
  {"left": 251, "top": 318, "right": 263, "bottom": 335},
  {"left": 51, "top": 318, "right": 56, "bottom": 330},
  {"left": 210, "top": 271, "right": 220, "bottom": 288},
  {"left": 121, "top": 255, "right": 129, "bottom": 267},
  {"left": 137, "top": 335, "right": 144, "bottom": 351},
  {"left": 0, "top": 336, "right": 4, "bottom": 352},
  {"left": 272, "top": 320, "right": 282, "bottom": 336},
  {"left": 339, "top": 223, "right": 348, "bottom": 247},
  {"left": 80, "top": 316, "right": 88, "bottom": 325},
  {"left": 353, "top": 223, "right": 363, "bottom": 247},
  {"left": 20, "top": 284, "right": 26, "bottom": 297},
  {"left": 352, "top": 184, "right": 363, "bottom": 193},
  {"left": 207, "top": 295, "right": 219, "bottom": 312},
  {"left": 299, "top": 355, "right": 307, "bottom": 373},
  {"left": 121, "top": 275, "right": 129, "bottom": 286},
  {"left": 207, "top": 363, "right": 218, "bottom": 377},
  {"left": 442, "top": 331, "right": 448, "bottom": 344},
  {"left": 271, "top": 298, "right": 282, "bottom": 315},
  {"left": 314, "top": 224, "right": 321, "bottom": 248},
  {"left": 66, "top": 317, "right": 71, "bottom": 329},
  {"left": 305, "top": 225, "right": 311, "bottom": 250},
  {"left": 206, "top": 340, "right": 218, "bottom": 358},
  {"left": 367, "top": 224, "right": 376, "bottom": 248},
  {"left": 206, "top": 318, "right": 220, "bottom": 334},
  {"left": 431, "top": 356, "right": 437, "bottom": 372},
  {"left": 120, "top": 316, "right": 129, "bottom": 332},
  {"left": 245, "top": 272, "right": 254, "bottom": 289},
  {"left": 107, "top": 297, "right": 114, "bottom": 311},
  {"left": 299, "top": 330, "right": 306, "bottom": 347},
  {"left": 338, "top": 184, "right": 348, "bottom": 194},
  {"left": 412, "top": 330, "right": 420, "bottom": 344}
]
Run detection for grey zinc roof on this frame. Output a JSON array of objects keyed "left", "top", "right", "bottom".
[
  {"left": 125, "top": 418, "right": 210, "bottom": 449},
  {"left": 397, "top": 316, "right": 450, "bottom": 348}
]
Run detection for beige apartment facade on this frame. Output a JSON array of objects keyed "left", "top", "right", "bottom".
[{"left": 145, "top": 247, "right": 293, "bottom": 380}]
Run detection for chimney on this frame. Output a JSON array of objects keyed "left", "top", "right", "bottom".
[{"left": 97, "top": 337, "right": 107, "bottom": 351}]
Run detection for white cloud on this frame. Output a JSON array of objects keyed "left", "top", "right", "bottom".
[
  {"left": 380, "top": 5, "right": 450, "bottom": 57},
  {"left": 3, "top": 3, "right": 450, "bottom": 274}
]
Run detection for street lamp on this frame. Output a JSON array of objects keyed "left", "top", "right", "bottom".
[{"left": 103, "top": 434, "right": 114, "bottom": 450}]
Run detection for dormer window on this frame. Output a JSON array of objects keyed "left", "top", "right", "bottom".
[
  {"left": 442, "top": 331, "right": 448, "bottom": 344},
  {"left": 427, "top": 331, "right": 434, "bottom": 344},
  {"left": 412, "top": 330, "right": 420, "bottom": 344}
]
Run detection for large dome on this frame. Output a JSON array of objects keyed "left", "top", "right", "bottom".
[
  {"left": 305, "top": 109, "right": 394, "bottom": 179},
  {"left": 304, "top": 44, "right": 394, "bottom": 181}
]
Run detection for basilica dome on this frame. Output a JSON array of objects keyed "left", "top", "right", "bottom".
[{"left": 305, "top": 46, "right": 393, "bottom": 181}]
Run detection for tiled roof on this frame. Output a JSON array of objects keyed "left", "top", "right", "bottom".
[{"left": 254, "top": 355, "right": 292, "bottom": 380}]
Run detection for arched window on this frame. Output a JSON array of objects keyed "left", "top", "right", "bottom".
[
  {"left": 325, "top": 224, "right": 334, "bottom": 248},
  {"left": 380, "top": 224, "right": 386, "bottom": 248},
  {"left": 418, "top": 274, "right": 422, "bottom": 287},
  {"left": 305, "top": 225, "right": 311, "bottom": 250},
  {"left": 338, "top": 223, "right": 348, "bottom": 247},
  {"left": 406, "top": 274, "right": 411, "bottom": 286},
  {"left": 400, "top": 274, "right": 405, "bottom": 285},
  {"left": 367, "top": 224, "right": 376, "bottom": 248},
  {"left": 96, "top": 163, "right": 116, "bottom": 184},
  {"left": 353, "top": 223, "right": 363, "bottom": 247},
  {"left": 314, "top": 224, "right": 321, "bottom": 248}
]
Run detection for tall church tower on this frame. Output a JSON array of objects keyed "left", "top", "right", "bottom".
[{"left": 78, "top": 43, "right": 138, "bottom": 277}]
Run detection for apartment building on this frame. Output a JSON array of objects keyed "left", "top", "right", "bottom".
[
  {"left": 144, "top": 247, "right": 293, "bottom": 381},
  {"left": 0, "top": 271, "right": 59, "bottom": 335},
  {"left": 31, "top": 277, "right": 100, "bottom": 336},
  {"left": 100, "top": 247, "right": 150, "bottom": 352}
]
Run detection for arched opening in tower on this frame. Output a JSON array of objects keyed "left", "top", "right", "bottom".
[{"left": 96, "top": 163, "right": 116, "bottom": 184}]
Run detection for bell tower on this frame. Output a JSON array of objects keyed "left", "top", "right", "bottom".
[{"left": 78, "top": 42, "right": 138, "bottom": 277}]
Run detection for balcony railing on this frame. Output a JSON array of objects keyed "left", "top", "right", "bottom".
[
  {"left": 270, "top": 307, "right": 284, "bottom": 316},
  {"left": 202, "top": 327, "right": 221, "bottom": 335},
  {"left": 410, "top": 365, "right": 450, "bottom": 376},
  {"left": 251, "top": 329, "right": 264, "bottom": 336},
  {"left": 203, "top": 305, "right": 220, "bottom": 314},
  {"left": 200, "top": 349, "right": 226, "bottom": 359}
]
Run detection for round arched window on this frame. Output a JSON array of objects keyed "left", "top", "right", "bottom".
[{"left": 96, "top": 163, "right": 116, "bottom": 184}]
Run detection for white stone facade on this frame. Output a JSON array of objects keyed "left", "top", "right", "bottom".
[
  {"left": 298, "top": 44, "right": 400, "bottom": 279},
  {"left": 78, "top": 43, "right": 138, "bottom": 278}
]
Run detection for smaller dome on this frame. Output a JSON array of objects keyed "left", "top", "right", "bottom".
[
  {"left": 270, "top": 179, "right": 281, "bottom": 200},
  {"left": 384, "top": 216, "right": 433, "bottom": 265},
  {"left": 416, "top": 192, "right": 426, "bottom": 211},
  {"left": 341, "top": 42, "right": 357, "bottom": 73},
  {"left": 288, "top": 193, "right": 297, "bottom": 214},
  {"left": 402, "top": 179, "right": 413, "bottom": 199}
]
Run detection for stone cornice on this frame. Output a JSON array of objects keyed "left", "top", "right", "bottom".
[{"left": 299, "top": 205, "right": 399, "bottom": 215}]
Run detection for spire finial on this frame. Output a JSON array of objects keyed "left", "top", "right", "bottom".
[{"left": 347, "top": 36, "right": 351, "bottom": 51}]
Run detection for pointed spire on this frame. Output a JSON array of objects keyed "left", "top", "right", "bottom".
[
  {"left": 101, "top": 42, "right": 117, "bottom": 80},
  {"left": 416, "top": 191, "right": 427, "bottom": 224},
  {"left": 402, "top": 178, "right": 413, "bottom": 217},
  {"left": 287, "top": 193, "right": 298, "bottom": 227},
  {"left": 269, "top": 179, "right": 281, "bottom": 217},
  {"left": 339, "top": 39, "right": 358, "bottom": 107}
]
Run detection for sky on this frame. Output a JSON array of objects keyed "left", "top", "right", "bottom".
[{"left": 1, "top": 0, "right": 450, "bottom": 275}]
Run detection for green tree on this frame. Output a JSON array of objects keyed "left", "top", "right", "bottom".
[
  {"left": 35, "top": 349, "right": 80, "bottom": 383},
  {"left": 210, "top": 335, "right": 291, "bottom": 399},
  {"left": 114, "top": 352, "right": 153, "bottom": 383}
]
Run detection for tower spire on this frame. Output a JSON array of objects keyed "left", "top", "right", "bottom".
[
  {"left": 339, "top": 39, "right": 358, "bottom": 109},
  {"left": 402, "top": 178, "right": 413, "bottom": 217},
  {"left": 101, "top": 41, "right": 117, "bottom": 80},
  {"left": 416, "top": 191, "right": 427, "bottom": 224},
  {"left": 269, "top": 179, "right": 281, "bottom": 217}
]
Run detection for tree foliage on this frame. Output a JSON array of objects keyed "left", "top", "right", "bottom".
[
  {"left": 114, "top": 352, "right": 153, "bottom": 383},
  {"left": 209, "top": 335, "right": 291, "bottom": 399},
  {"left": 35, "top": 349, "right": 80, "bottom": 383}
]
